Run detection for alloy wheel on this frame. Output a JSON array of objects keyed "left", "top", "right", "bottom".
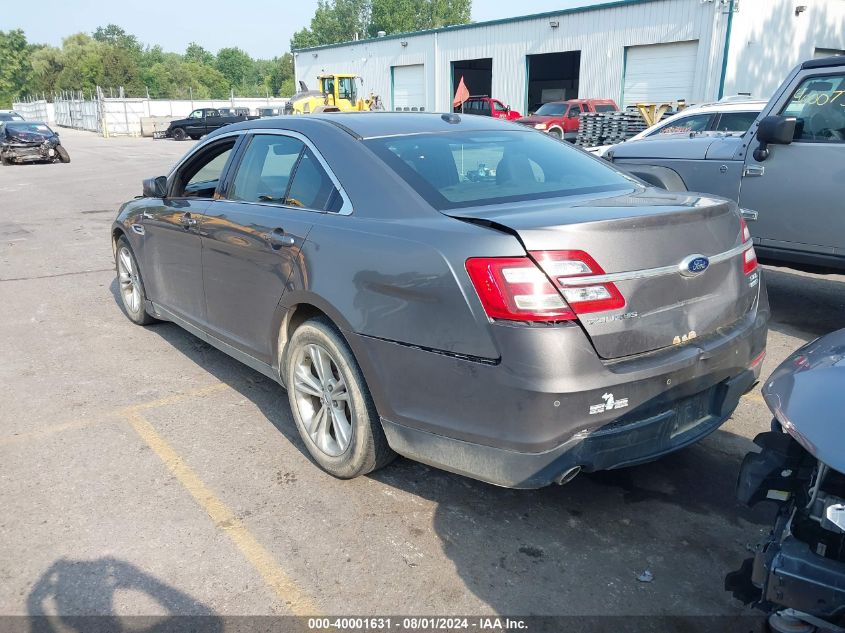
[
  {"left": 117, "top": 246, "right": 142, "bottom": 315},
  {"left": 291, "top": 344, "right": 353, "bottom": 457}
]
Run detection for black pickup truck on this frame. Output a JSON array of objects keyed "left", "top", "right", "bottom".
[{"left": 159, "top": 108, "right": 258, "bottom": 141}]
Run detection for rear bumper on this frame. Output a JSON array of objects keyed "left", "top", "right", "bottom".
[
  {"left": 382, "top": 368, "right": 757, "bottom": 488},
  {"left": 349, "top": 282, "right": 769, "bottom": 488}
]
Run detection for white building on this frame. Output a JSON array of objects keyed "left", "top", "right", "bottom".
[{"left": 293, "top": 0, "right": 845, "bottom": 114}]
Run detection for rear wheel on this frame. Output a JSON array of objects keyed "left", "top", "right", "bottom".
[
  {"left": 115, "top": 236, "right": 156, "bottom": 325},
  {"left": 285, "top": 317, "right": 395, "bottom": 479},
  {"left": 56, "top": 145, "right": 70, "bottom": 163},
  {"left": 171, "top": 127, "right": 187, "bottom": 141}
]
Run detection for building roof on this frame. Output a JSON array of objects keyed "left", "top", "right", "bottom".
[{"left": 293, "top": 0, "right": 662, "bottom": 53}]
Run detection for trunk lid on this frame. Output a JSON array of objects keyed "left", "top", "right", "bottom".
[{"left": 450, "top": 189, "right": 757, "bottom": 359}]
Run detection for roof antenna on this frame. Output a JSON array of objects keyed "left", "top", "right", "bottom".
[{"left": 441, "top": 113, "right": 461, "bottom": 124}]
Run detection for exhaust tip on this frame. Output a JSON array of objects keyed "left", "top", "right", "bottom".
[{"left": 555, "top": 466, "right": 582, "bottom": 485}]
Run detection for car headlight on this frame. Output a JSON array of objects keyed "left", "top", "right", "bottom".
[{"left": 534, "top": 123, "right": 547, "bottom": 130}]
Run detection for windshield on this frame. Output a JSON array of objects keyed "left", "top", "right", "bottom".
[
  {"left": 0, "top": 113, "right": 24, "bottom": 121},
  {"left": 5, "top": 122, "right": 53, "bottom": 135},
  {"left": 365, "top": 130, "right": 633, "bottom": 210},
  {"left": 535, "top": 103, "right": 567, "bottom": 116}
]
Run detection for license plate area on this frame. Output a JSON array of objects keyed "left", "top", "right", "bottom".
[{"left": 669, "top": 386, "right": 717, "bottom": 438}]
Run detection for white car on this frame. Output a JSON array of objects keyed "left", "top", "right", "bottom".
[{"left": 590, "top": 99, "right": 767, "bottom": 156}]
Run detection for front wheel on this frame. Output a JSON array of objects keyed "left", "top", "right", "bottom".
[
  {"left": 547, "top": 128, "right": 562, "bottom": 139},
  {"left": 171, "top": 127, "right": 187, "bottom": 141},
  {"left": 284, "top": 317, "right": 395, "bottom": 479},
  {"left": 56, "top": 145, "right": 70, "bottom": 163},
  {"left": 115, "top": 236, "right": 156, "bottom": 325}
]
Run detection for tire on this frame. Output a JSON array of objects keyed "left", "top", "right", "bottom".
[
  {"left": 114, "top": 236, "right": 156, "bottom": 325},
  {"left": 548, "top": 128, "right": 563, "bottom": 139},
  {"left": 56, "top": 145, "right": 70, "bottom": 163},
  {"left": 171, "top": 127, "right": 187, "bottom": 141},
  {"left": 285, "top": 317, "right": 395, "bottom": 479},
  {"left": 1, "top": 154, "right": 11, "bottom": 166},
  {"left": 189, "top": 134, "right": 201, "bottom": 141}
]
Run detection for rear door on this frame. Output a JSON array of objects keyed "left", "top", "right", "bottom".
[
  {"left": 739, "top": 70, "right": 845, "bottom": 255},
  {"left": 201, "top": 131, "right": 345, "bottom": 363},
  {"left": 141, "top": 135, "right": 240, "bottom": 325}
]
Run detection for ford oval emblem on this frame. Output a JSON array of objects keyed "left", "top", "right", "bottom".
[{"left": 679, "top": 254, "right": 710, "bottom": 277}]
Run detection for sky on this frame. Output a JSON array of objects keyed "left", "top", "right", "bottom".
[{"left": 3, "top": 0, "right": 613, "bottom": 59}]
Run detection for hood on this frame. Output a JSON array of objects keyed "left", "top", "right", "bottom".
[
  {"left": 4, "top": 127, "right": 56, "bottom": 144},
  {"left": 517, "top": 115, "right": 556, "bottom": 126},
  {"left": 610, "top": 134, "right": 743, "bottom": 161},
  {"left": 762, "top": 329, "right": 845, "bottom": 472}
]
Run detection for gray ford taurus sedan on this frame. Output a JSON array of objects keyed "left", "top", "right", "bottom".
[{"left": 112, "top": 112, "right": 769, "bottom": 488}]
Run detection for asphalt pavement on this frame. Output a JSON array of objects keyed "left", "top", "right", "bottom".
[{"left": 2, "top": 129, "right": 844, "bottom": 627}]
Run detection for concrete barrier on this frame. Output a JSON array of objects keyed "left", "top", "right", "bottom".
[{"left": 140, "top": 116, "right": 179, "bottom": 137}]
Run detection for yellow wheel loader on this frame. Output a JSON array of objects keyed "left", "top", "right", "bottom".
[{"left": 284, "top": 74, "right": 384, "bottom": 115}]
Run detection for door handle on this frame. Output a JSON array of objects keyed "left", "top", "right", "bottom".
[
  {"left": 180, "top": 213, "right": 197, "bottom": 227},
  {"left": 264, "top": 228, "right": 296, "bottom": 248}
]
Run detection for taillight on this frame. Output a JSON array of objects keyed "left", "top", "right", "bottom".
[
  {"left": 465, "top": 250, "right": 625, "bottom": 322},
  {"left": 530, "top": 250, "right": 625, "bottom": 314},
  {"left": 465, "top": 257, "right": 576, "bottom": 322},
  {"left": 741, "top": 219, "right": 758, "bottom": 275}
]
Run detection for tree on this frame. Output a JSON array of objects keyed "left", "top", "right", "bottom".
[
  {"left": 28, "top": 45, "right": 64, "bottom": 94},
  {"left": 291, "top": 0, "right": 471, "bottom": 49},
  {"left": 184, "top": 42, "right": 214, "bottom": 66},
  {"left": 215, "top": 46, "right": 257, "bottom": 91},
  {"left": 291, "top": 0, "right": 371, "bottom": 49},
  {"left": 0, "top": 29, "right": 32, "bottom": 106}
]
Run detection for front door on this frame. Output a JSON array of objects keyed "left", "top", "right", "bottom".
[
  {"left": 201, "top": 132, "right": 343, "bottom": 363},
  {"left": 739, "top": 70, "right": 845, "bottom": 256},
  {"left": 140, "top": 135, "right": 239, "bottom": 325}
]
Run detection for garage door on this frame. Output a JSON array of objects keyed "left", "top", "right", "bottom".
[
  {"left": 623, "top": 41, "right": 698, "bottom": 106},
  {"left": 393, "top": 64, "right": 425, "bottom": 111}
]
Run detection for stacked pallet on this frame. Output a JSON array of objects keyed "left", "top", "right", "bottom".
[{"left": 575, "top": 108, "right": 650, "bottom": 147}]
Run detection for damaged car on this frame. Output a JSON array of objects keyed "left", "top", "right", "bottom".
[
  {"left": 727, "top": 330, "right": 845, "bottom": 631},
  {"left": 0, "top": 121, "right": 70, "bottom": 165}
]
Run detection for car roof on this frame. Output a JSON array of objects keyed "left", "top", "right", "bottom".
[
  {"left": 211, "top": 112, "right": 516, "bottom": 140},
  {"left": 675, "top": 100, "right": 767, "bottom": 113}
]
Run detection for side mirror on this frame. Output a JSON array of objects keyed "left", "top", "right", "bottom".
[
  {"left": 753, "top": 115, "right": 796, "bottom": 161},
  {"left": 143, "top": 176, "right": 167, "bottom": 198},
  {"left": 506, "top": 105, "right": 511, "bottom": 112}
]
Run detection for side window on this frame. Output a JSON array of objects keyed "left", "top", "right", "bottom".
[
  {"left": 478, "top": 100, "right": 492, "bottom": 116},
  {"left": 174, "top": 140, "right": 236, "bottom": 198},
  {"left": 568, "top": 105, "right": 582, "bottom": 118},
  {"left": 188, "top": 110, "right": 203, "bottom": 119},
  {"left": 229, "top": 135, "right": 304, "bottom": 203},
  {"left": 714, "top": 111, "right": 759, "bottom": 134},
  {"left": 493, "top": 100, "right": 506, "bottom": 113},
  {"left": 780, "top": 73, "right": 845, "bottom": 143},
  {"left": 651, "top": 113, "right": 712, "bottom": 136},
  {"left": 286, "top": 148, "right": 338, "bottom": 210}
]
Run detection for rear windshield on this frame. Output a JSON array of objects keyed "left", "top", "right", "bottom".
[
  {"left": 364, "top": 130, "right": 633, "bottom": 209},
  {"left": 594, "top": 104, "right": 617, "bottom": 112}
]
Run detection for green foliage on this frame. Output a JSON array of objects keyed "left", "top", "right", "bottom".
[
  {"left": 2, "top": 24, "right": 300, "bottom": 102},
  {"left": 0, "top": 29, "right": 32, "bottom": 107},
  {"left": 291, "top": 0, "right": 471, "bottom": 49}
]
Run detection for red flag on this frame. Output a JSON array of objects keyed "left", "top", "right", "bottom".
[{"left": 453, "top": 76, "right": 469, "bottom": 109}]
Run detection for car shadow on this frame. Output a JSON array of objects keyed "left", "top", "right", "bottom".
[
  {"left": 26, "top": 557, "right": 221, "bottom": 632},
  {"left": 763, "top": 265, "right": 845, "bottom": 338}
]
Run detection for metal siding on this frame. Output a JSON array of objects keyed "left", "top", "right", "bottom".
[
  {"left": 294, "top": 0, "right": 735, "bottom": 115},
  {"left": 725, "top": 0, "right": 845, "bottom": 100}
]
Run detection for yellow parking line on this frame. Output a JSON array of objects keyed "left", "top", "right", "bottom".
[
  {"left": 0, "top": 383, "right": 230, "bottom": 448},
  {"left": 0, "top": 415, "right": 117, "bottom": 448},
  {"left": 124, "top": 407, "right": 319, "bottom": 616}
]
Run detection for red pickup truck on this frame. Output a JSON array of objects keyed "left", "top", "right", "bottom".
[
  {"left": 458, "top": 96, "right": 522, "bottom": 121},
  {"left": 517, "top": 99, "right": 618, "bottom": 140}
]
